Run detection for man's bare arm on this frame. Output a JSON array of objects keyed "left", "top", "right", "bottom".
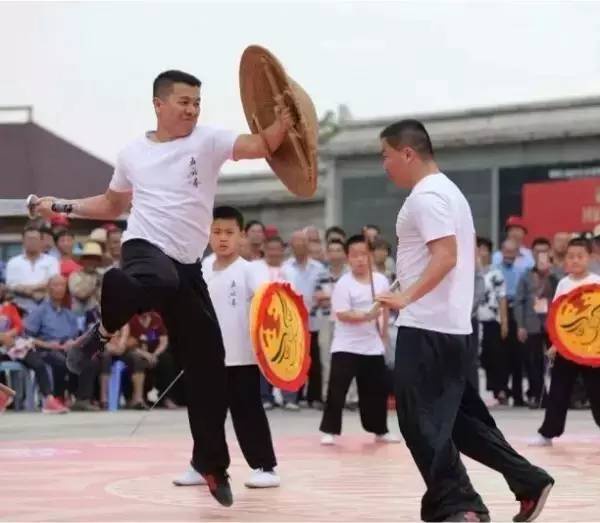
[
  {"left": 33, "top": 189, "right": 132, "bottom": 221},
  {"left": 233, "top": 108, "right": 293, "bottom": 161}
]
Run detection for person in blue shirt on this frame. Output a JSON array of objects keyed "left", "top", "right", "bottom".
[
  {"left": 496, "top": 239, "right": 528, "bottom": 406},
  {"left": 25, "top": 275, "right": 99, "bottom": 411},
  {"left": 492, "top": 216, "right": 534, "bottom": 272}
]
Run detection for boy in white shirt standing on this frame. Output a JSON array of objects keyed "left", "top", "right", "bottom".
[
  {"left": 174, "top": 206, "right": 280, "bottom": 488},
  {"left": 530, "top": 237, "right": 600, "bottom": 446},
  {"left": 319, "top": 235, "right": 401, "bottom": 445}
]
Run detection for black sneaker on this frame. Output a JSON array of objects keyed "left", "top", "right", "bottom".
[
  {"left": 203, "top": 471, "right": 233, "bottom": 507},
  {"left": 513, "top": 481, "right": 554, "bottom": 522},
  {"left": 67, "top": 322, "right": 108, "bottom": 374}
]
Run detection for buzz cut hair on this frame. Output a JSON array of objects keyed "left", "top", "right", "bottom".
[
  {"left": 380, "top": 119, "right": 434, "bottom": 158},
  {"left": 153, "top": 70, "right": 201, "bottom": 99}
]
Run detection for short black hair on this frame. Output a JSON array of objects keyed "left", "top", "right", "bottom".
[
  {"left": 266, "top": 235, "right": 285, "bottom": 247},
  {"left": 567, "top": 237, "right": 592, "bottom": 254},
  {"left": 54, "top": 228, "right": 74, "bottom": 242},
  {"left": 345, "top": 234, "right": 367, "bottom": 255},
  {"left": 153, "top": 70, "right": 201, "bottom": 99},
  {"left": 23, "top": 224, "right": 40, "bottom": 237},
  {"left": 476, "top": 236, "right": 493, "bottom": 252},
  {"left": 380, "top": 119, "right": 434, "bottom": 158},
  {"left": 327, "top": 238, "right": 345, "bottom": 250},
  {"left": 244, "top": 220, "right": 265, "bottom": 234},
  {"left": 213, "top": 206, "right": 244, "bottom": 230},
  {"left": 325, "top": 226, "right": 346, "bottom": 240},
  {"left": 532, "top": 237, "right": 551, "bottom": 249}
]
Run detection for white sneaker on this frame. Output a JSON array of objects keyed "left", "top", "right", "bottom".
[
  {"left": 244, "top": 468, "right": 281, "bottom": 488},
  {"left": 284, "top": 402, "right": 300, "bottom": 411},
  {"left": 172, "top": 466, "right": 207, "bottom": 486},
  {"left": 528, "top": 434, "right": 553, "bottom": 447},
  {"left": 320, "top": 433, "right": 336, "bottom": 445},
  {"left": 375, "top": 432, "right": 402, "bottom": 444},
  {"left": 262, "top": 401, "right": 274, "bottom": 410}
]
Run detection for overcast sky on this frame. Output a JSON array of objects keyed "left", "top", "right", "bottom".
[{"left": 2, "top": 1, "right": 600, "bottom": 174}]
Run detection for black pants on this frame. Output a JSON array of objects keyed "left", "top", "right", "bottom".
[
  {"left": 524, "top": 333, "right": 546, "bottom": 403},
  {"left": 538, "top": 354, "right": 600, "bottom": 438},
  {"left": 480, "top": 321, "right": 507, "bottom": 396},
  {"left": 297, "top": 331, "right": 322, "bottom": 404},
  {"left": 101, "top": 239, "right": 229, "bottom": 475},
  {"left": 320, "top": 352, "right": 389, "bottom": 435},
  {"left": 144, "top": 350, "right": 180, "bottom": 403},
  {"left": 395, "top": 327, "right": 552, "bottom": 522},
  {"left": 21, "top": 350, "right": 55, "bottom": 397},
  {"left": 225, "top": 365, "right": 277, "bottom": 470},
  {"left": 502, "top": 308, "right": 525, "bottom": 404}
]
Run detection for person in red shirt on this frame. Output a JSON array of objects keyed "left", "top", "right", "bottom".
[{"left": 128, "top": 312, "right": 179, "bottom": 409}]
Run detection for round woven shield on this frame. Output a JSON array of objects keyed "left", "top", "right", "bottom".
[
  {"left": 546, "top": 283, "right": 600, "bottom": 367},
  {"left": 250, "top": 282, "right": 311, "bottom": 391},
  {"left": 239, "top": 45, "right": 318, "bottom": 198}
]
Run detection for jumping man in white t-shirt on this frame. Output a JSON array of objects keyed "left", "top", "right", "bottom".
[
  {"left": 174, "top": 206, "right": 279, "bottom": 489},
  {"left": 319, "top": 235, "right": 401, "bottom": 446},
  {"left": 375, "top": 120, "right": 553, "bottom": 523},
  {"left": 31, "top": 70, "right": 293, "bottom": 507}
]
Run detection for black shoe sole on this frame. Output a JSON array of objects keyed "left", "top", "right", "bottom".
[{"left": 67, "top": 324, "right": 103, "bottom": 374}]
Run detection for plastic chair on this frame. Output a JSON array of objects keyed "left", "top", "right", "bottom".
[
  {"left": 0, "top": 361, "right": 29, "bottom": 411},
  {"left": 108, "top": 360, "right": 126, "bottom": 411}
]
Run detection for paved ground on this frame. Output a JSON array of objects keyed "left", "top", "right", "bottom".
[{"left": 1, "top": 406, "right": 599, "bottom": 521}]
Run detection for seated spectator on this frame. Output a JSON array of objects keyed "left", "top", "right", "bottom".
[
  {"left": 68, "top": 241, "right": 103, "bottom": 315},
  {"left": 0, "top": 284, "right": 66, "bottom": 414},
  {"left": 55, "top": 229, "right": 81, "bottom": 278},
  {"left": 25, "top": 275, "right": 98, "bottom": 412},
  {"left": 6, "top": 226, "right": 60, "bottom": 315},
  {"left": 99, "top": 323, "right": 148, "bottom": 410},
  {"left": 129, "top": 312, "right": 179, "bottom": 409}
]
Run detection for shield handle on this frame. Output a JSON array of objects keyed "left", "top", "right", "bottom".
[{"left": 261, "top": 57, "right": 310, "bottom": 176}]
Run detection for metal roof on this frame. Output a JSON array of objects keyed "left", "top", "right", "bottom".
[{"left": 322, "top": 96, "right": 600, "bottom": 157}]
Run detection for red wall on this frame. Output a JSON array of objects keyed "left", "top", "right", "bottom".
[{"left": 522, "top": 178, "right": 600, "bottom": 242}]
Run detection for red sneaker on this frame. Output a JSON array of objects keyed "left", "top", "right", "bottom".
[
  {"left": 0, "top": 384, "right": 15, "bottom": 413},
  {"left": 42, "top": 396, "right": 69, "bottom": 414},
  {"left": 513, "top": 481, "right": 554, "bottom": 522}
]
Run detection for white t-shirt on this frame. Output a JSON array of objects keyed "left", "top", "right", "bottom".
[
  {"left": 110, "top": 125, "right": 237, "bottom": 264},
  {"left": 5, "top": 253, "right": 60, "bottom": 313},
  {"left": 553, "top": 273, "right": 600, "bottom": 300},
  {"left": 331, "top": 272, "right": 389, "bottom": 355},
  {"left": 202, "top": 256, "right": 269, "bottom": 366},
  {"left": 395, "top": 173, "right": 475, "bottom": 335}
]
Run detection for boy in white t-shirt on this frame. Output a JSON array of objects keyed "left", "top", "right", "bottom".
[
  {"left": 319, "top": 235, "right": 401, "bottom": 445},
  {"left": 530, "top": 237, "right": 600, "bottom": 446},
  {"left": 174, "top": 206, "right": 280, "bottom": 488}
]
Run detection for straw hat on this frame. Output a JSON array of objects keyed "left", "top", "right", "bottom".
[
  {"left": 79, "top": 241, "right": 103, "bottom": 258},
  {"left": 239, "top": 45, "right": 318, "bottom": 198},
  {"left": 89, "top": 228, "right": 107, "bottom": 244}
]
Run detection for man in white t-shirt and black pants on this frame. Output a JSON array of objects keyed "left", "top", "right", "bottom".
[
  {"left": 32, "top": 70, "right": 293, "bottom": 507},
  {"left": 376, "top": 120, "right": 553, "bottom": 523}
]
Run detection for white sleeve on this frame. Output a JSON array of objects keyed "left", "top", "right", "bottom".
[
  {"left": 47, "top": 257, "right": 60, "bottom": 278},
  {"left": 109, "top": 152, "right": 133, "bottom": 192},
  {"left": 211, "top": 128, "right": 237, "bottom": 170},
  {"left": 375, "top": 273, "right": 390, "bottom": 294},
  {"left": 553, "top": 279, "right": 567, "bottom": 301},
  {"left": 412, "top": 192, "right": 456, "bottom": 243},
  {"left": 5, "top": 258, "right": 18, "bottom": 286},
  {"left": 331, "top": 278, "right": 351, "bottom": 313},
  {"left": 247, "top": 262, "right": 269, "bottom": 295}
]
